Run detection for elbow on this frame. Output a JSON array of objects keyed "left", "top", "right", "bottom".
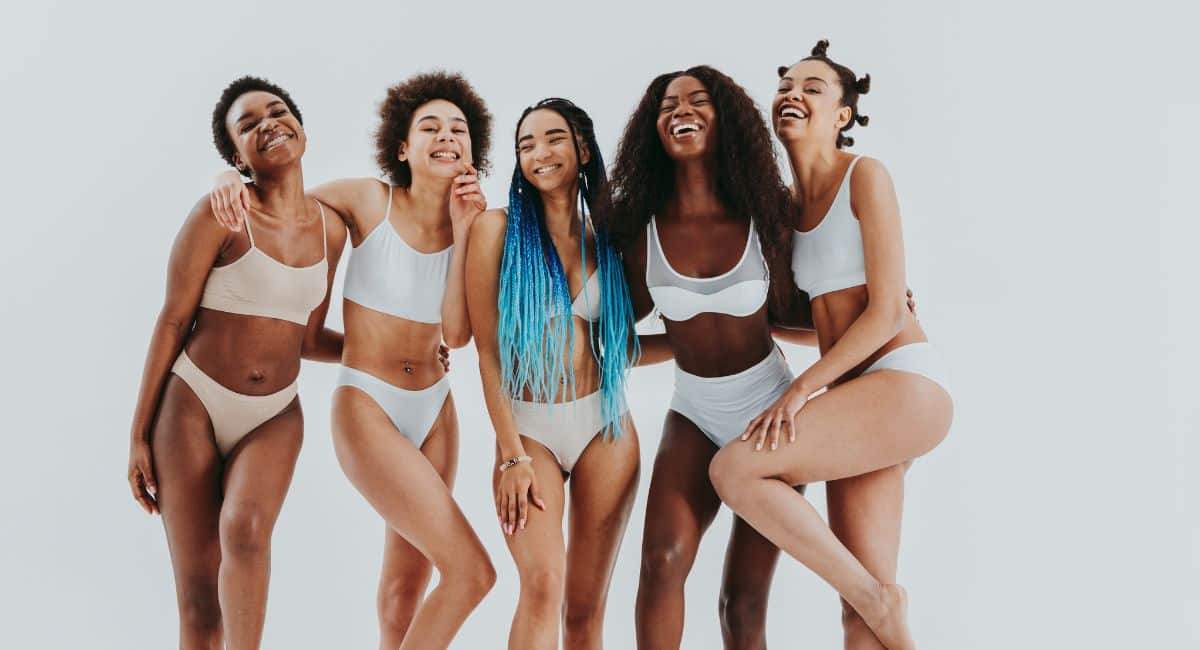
[
  {"left": 874, "top": 298, "right": 908, "bottom": 338},
  {"left": 443, "top": 327, "right": 472, "bottom": 350}
]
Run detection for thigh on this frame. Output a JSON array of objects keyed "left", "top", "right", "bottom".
[
  {"left": 565, "top": 416, "right": 641, "bottom": 597},
  {"left": 493, "top": 436, "right": 568, "bottom": 572},
  {"left": 332, "top": 386, "right": 483, "bottom": 565},
  {"left": 220, "top": 398, "right": 304, "bottom": 530},
  {"left": 151, "top": 377, "right": 223, "bottom": 588},
  {"left": 826, "top": 465, "right": 905, "bottom": 584},
  {"left": 642, "top": 411, "right": 723, "bottom": 555},
  {"left": 722, "top": 371, "right": 952, "bottom": 486},
  {"left": 379, "top": 395, "right": 460, "bottom": 583}
]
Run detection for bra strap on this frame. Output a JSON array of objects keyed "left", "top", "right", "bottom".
[
  {"left": 242, "top": 212, "right": 256, "bottom": 248},
  {"left": 316, "top": 200, "right": 328, "bottom": 257}
]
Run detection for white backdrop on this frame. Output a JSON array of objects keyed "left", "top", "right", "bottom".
[{"left": 1, "top": 1, "right": 1196, "bottom": 647}]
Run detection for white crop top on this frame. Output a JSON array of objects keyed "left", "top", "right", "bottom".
[
  {"left": 343, "top": 185, "right": 452, "bottom": 324},
  {"left": 791, "top": 156, "right": 868, "bottom": 299},
  {"left": 645, "top": 216, "right": 769, "bottom": 322}
]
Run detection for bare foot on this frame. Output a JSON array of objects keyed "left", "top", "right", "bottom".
[{"left": 863, "top": 584, "right": 914, "bottom": 650}]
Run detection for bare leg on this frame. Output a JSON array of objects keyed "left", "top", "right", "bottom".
[
  {"left": 333, "top": 389, "right": 495, "bottom": 650},
  {"left": 152, "top": 377, "right": 224, "bottom": 650},
  {"left": 494, "top": 437, "right": 567, "bottom": 650},
  {"left": 828, "top": 466, "right": 905, "bottom": 650},
  {"left": 377, "top": 399, "right": 460, "bottom": 649},
  {"left": 563, "top": 416, "right": 641, "bottom": 650},
  {"left": 709, "top": 371, "right": 953, "bottom": 650},
  {"left": 217, "top": 399, "right": 303, "bottom": 649},
  {"left": 635, "top": 412, "right": 722, "bottom": 650},
  {"left": 718, "top": 516, "right": 785, "bottom": 650}
]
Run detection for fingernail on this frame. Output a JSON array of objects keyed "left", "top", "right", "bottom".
[
  {"left": 520, "top": 520, "right": 526, "bottom": 530},
  {"left": 771, "top": 443, "right": 778, "bottom": 450}
]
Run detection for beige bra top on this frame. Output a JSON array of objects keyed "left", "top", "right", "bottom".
[{"left": 199, "top": 201, "right": 328, "bottom": 325}]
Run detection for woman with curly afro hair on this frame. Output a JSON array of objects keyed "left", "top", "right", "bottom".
[
  {"left": 602, "top": 65, "right": 821, "bottom": 649},
  {"left": 208, "top": 71, "right": 496, "bottom": 649},
  {"left": 127, "top": 76, "right": 347, "bottom": 648},
  {"left": 709, "top": 41, "right": 953, "bottom": 650}
]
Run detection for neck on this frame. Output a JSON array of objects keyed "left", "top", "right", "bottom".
[
  {"left": 250, "top": 165, "right": 307, "bottom": 218},
  {"left": 541, "top": 182, "right": 582, "bottom": 240},
  {"left": 667, "top": 156, "right": 723, "bottom": 220},
  {"left": 406, "top": 174, "right": 454, "bottom": 228},
  {"left": 785, "top": 139, "right": 840, "bottom": 202}
]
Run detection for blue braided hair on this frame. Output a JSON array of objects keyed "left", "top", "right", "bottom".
[{"left": 497, "top": 98, "right": 639, "bottom": 438}]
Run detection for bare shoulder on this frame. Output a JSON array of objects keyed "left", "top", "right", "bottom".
[
  {"left": 849, "top": 156, "right": 895, "bottom": 193},
  {"left": 181, "top": 194, "right": 228, "bottom": 238},
  {"left": 471, "top": 207, "right": 509, "bottom": 241}
]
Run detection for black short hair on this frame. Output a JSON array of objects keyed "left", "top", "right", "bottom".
[
  {"left": 778, "top": 39, "right": 871, "bottom": 148},
  {"left": 211, "top": 76, "right": 303, "bottom": 176},
  {"left": 374, "top": 71, "right": 492, "bottom": 187}
]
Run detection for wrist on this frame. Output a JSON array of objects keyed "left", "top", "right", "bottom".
[
  {"left": 793, "top": 374, "right": 819, "bottom": 398},
  {"left": 498, "top": 455, "right": 533, "bottom": 473}
]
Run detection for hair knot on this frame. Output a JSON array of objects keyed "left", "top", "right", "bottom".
[
  {"left": 811, "top": 39, "right": 831, "bottom": 57},
  {"left": 856, "top": 74, "right": 871, "bottom": 95}
]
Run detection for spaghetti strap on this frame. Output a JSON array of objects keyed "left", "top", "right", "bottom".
[
  {"left": 384, "top": 185, "right": 394, "bottom": 222},
  {"left": 242, "top": 213, "right": 256, "bottom": 248},
  {"left": 316, "top": 200, "right": 328, "bottom": 257}
]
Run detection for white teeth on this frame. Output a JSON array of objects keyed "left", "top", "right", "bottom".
[
  {"left": 264, "top": 134, "right": 290, "bottom": 149},
  {"left": 432, "top": 151, "right": 459, "bottom": 159},
  {"left": 534, "top": 164, "right": 561, "bottom": 175},
  {"left": 671, "top": 123, "right": 700, "bottom": 136},
  {"left": 781, "top": 106, "right": 807, "bottom": 119}
]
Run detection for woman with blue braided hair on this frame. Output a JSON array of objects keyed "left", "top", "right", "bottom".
[{"left": 466, "top": 98, "right": 670, "bottom": 649}]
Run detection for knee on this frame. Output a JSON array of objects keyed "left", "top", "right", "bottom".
[
  {"left": 563, "top": 595, "right": 604, "bottom": 641},
  {"left": 640, "top": 537, "right": 693, "bottom": 584},
  {"left": 441, "top": 551, "right": 496, "bottom": 604},
  {"left": 177, "top": 577, "right": 221, "bottom": 634},
  {"left": 719, "top": 584, "right": 768, "bottom": 643},
  {"left": 520, "top": 564, "right": 565, "bottom": 610},
  {"left": 219, "top": 505, "right": 273, "bottom": 559},
  {"left": 377, "top": 578, "right": 423, "bottom": 635},
  {"left": 708, "top": 449, "right": 750, "bottom": 506}
]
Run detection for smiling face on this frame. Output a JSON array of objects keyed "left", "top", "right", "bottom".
[
  {"left": 772, "top": 60, "right": 853, "bottom": 146},
  {"left": 400, "top": 99, "right": 472, "bottom": 180},
  {"left": 656, "top": 75, "right": 716, "bottom": 162},
  {"left": 225, "top": 90, "right": 305, "bottom": 176},
  {"left": 516, "top": 108, "right": 590, "bottom": 195}
]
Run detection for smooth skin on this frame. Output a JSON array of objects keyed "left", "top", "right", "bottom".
[
  {"left": 209, "top": 98, "right": 493, "bottom": 650},
  {"left": 708, "top": 59, "right": 954, "bottom": 650},
  {"left": 127, "top": 90, "right": 346, "bottom": 649},
  {"left": 466, "top": 108, "right": 644, "bottom": 650},
  {"left": 623, "top": 75, "right": 818, "bottom": 650}
]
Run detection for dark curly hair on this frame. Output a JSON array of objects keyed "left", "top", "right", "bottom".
[
  {"left": 374, "top": 71, "right": 492, "bottom": 187},
  {"left": 603, "top": 65, "right": 796, "bottom": 315},
  {"left": 778, "top": 39, "right": 871, "bottom": 148},
  {"left": 211, "top": 76, "right": 303, "bottom": 178}
]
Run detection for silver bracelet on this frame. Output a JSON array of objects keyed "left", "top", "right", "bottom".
[{"left": 497, "top": 455, "right": 532, "bottom": 473}]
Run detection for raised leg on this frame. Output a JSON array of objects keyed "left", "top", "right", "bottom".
[{"left": 333, "top": 389, "right": 495, "bottom": 650}]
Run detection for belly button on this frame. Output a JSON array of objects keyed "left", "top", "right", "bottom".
[
  {"left": 249, "top": 370, "right": 266, "bottom": 383},
  {"left": 402, "top": 360, "right": 414, "bottom": 374}
]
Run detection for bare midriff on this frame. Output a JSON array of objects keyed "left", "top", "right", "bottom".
[
  {"left": 183, "top": 309, "right": 306, "bottom": 395},
  {"left": 341, "top": 300, "right": 447, "bottom": 389},
  {"left": 663, "top": 305, "right": 775, "bottom": 378},
  {"left": 514, "top": 316, "right": 602, "bottom": 403},
  {"left": 810, "top": 285, "right": 927, "bottom": 385}
]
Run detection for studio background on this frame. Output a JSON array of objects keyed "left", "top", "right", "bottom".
[{"left": 1, "top": 1, "right": 1195, "bottom": 647}]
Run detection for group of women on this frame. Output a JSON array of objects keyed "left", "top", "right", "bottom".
[{"left": 126, "top": 39, "right": 953, "bottom": 650}]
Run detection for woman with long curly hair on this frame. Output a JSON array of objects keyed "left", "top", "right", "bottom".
[
  {"left": 127, "top": 76, "right": 347, "bottom": 648},
  {"left": 467, "top": 97, "right": 666, "bottom": 649},
  {"left": 709, "top": 41, "right": 954, "bottom": 650},
  {"left": 206, "top": 72, "right": 495, "bottom": 649},
  {"left": 603, "top": 65, "right": 817, "bottom": 649}
]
